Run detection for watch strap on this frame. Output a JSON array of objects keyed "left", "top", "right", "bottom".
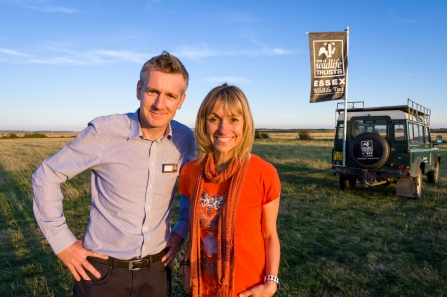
[{"left": 264, "top": 274, "right": 280, "bottom": 287}]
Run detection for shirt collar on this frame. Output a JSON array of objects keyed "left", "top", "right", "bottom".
[{"left": 129, "top": 109, "right": 173, "bottom": 141}]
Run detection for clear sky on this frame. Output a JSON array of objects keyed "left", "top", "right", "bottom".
[{"left": 1, "top": 0, "right": 446, "bottom": 131}]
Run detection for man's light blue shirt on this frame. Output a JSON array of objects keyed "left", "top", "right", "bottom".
[{"left": 32, "top": 110, "right": 195, "bottom": 259}]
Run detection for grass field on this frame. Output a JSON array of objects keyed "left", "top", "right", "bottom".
[{"left": 1, "top": 138, "right": 446, "bottom": 296}]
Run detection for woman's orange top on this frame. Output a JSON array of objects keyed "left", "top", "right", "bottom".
[{"left": 179, "top": 155, "right": 281, "bottom": 296}]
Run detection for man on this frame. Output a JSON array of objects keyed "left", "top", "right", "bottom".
[{"left": 32, "top": 51, "right": 195, "bottom": 296}]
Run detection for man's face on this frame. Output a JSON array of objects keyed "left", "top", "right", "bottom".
[{"left": 136, "top": 70, "right": 186, "bottom": 138}]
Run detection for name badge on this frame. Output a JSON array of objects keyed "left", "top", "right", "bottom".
[{"left": 162, "top": 164, "right": 178, "bottom": 173}]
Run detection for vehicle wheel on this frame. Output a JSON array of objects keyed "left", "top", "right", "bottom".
[
  {"left": 340, "top": 175, "right": 356, "bottom": 190},
  {"left": 427, "top": 159, "right": 440, "bottom": 183},
  {"left": 414, "top": 168, "right": 422, "bottom": 199},
  {"left": 349, "top": 133, "right": 390, "bottom": 169}
]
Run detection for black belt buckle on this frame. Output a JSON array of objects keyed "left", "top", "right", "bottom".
[{"left": 128, "top": 259, "right": 144, "bottom": 270}]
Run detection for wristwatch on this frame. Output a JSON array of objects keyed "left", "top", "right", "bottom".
[
  {"left": 180, "top": 259, "right": 190, "bottom": 266},
  {"left": 264, "top": 274, "right": 280, "bottom": 287}
]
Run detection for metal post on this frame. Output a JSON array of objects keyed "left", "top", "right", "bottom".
[{"left": 342, "top": 26, "right": 349, "bottom": 167}]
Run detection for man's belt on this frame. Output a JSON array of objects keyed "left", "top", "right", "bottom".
[{"left": 88, "top": 249, "right": 166, "bottom": 270}]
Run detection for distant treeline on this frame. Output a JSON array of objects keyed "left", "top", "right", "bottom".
[
  {"left": 256, "top": 128, "right": 336, "bottom": 134},
  {"left": 1, "top": 131, "right": 78, "bottom": 138},
  {"left": 257, "top": 128, "right": 447, "bottom": 133},
  {"left": 1, "top": 133, "right": 48, "bottom": 139}
]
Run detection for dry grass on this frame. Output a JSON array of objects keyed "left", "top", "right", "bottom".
[{"left": 1, "top": 138, "right": 447, "bottom": 296}]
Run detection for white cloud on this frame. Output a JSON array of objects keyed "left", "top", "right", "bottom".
[
  {"left": 0, "top": 47, "right": 29, "bottom": 57},
  {"left": 393, "top": 18, "right": 421, "bottom": 24},
  {"left": 176, "top": 44, "right": 220, "bottom": 60},
  {"left": 203, "top": 76, "right": 251, "bottom": 84},
  {"left": 0, "top": 43, "right": 152, "bottom": 65},
  {"left": 225, "top": 12, "right": 259, "bottom": 23},
  {"left": 0, "top": 41, "right": 295, "bottom": 65},
  {"left": 177, "top": 44, "right": 295, "bottom": 60},
  {"left": 39, "top": 6, "right": 80, "bottom": 13},
  {"left": 0, "top": 0, "right": 80, "bottom": 13},
  {"left": 237, "top": 48, "right": 295, "bottom": 56},
  {"left": 30, "top": 57, "right": 89, "bottom": 65},
  {"left": 90, "top": 50, "right": 149, "bottom": 64}
]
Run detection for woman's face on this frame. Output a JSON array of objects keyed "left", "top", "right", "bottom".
[{"left": 206, "top": 103, "right": 244, "bottom": 161}]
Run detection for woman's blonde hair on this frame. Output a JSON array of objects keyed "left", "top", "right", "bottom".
[{"left": 195, "top": 83, "right": 254, "bottom": 162}]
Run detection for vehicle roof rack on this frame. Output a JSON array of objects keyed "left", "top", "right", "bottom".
[
  {"left": 335, "top": 99, "right": 431, "bottom": 125},
  {"left": 335, "top": 101, "right": 364, "bottom": 127}
]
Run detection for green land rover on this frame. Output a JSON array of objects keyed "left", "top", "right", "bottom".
[{"left": 332, "top": 99, "right": 442, "bottom": 198}]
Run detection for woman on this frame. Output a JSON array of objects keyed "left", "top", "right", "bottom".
[{"left": 179, "top": 84, "right": 281, "bottom": 297}]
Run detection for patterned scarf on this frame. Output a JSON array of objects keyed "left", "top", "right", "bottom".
[{"left": 189, "top": 153, "right": 249, "bottom": 297}]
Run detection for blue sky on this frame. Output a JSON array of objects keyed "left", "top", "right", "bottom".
[{"left": 1, "top": 0, "right": 446, "bottom": 131}]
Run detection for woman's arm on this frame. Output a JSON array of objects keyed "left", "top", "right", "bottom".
[
  {"left": 239, "top": 197, "right": 281, "bottom": 297},
  {"left": 262, "top": 197, "right": 281, "bottom": 283}
]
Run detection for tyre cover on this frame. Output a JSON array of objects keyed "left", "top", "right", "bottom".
[{"left": 349, "top": 132, "right": 390, "bottom": 169}]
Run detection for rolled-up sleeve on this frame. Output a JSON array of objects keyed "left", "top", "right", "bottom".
[
  {"left": 172, "top": 194, "right": 190, "bottom": 239},
  {"left": 172, "top": 130, "right": 195, "bottom": 239}
]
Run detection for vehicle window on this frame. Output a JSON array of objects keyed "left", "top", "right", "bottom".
[
  {"left": 394, "top": 123, "right": 405, "bottom": 141},
  {"left": 425, "top": 127, "right": 431, "bottom": 143},
  {"left": 352, "top": 119, "right": 388, "bottom": 138},
  {"left": 420, "top": 125, "right": 425, "bottom": 143},
  {"left": 337, "top": 124, "right": 344, "bottom": 139},
  {"left": 409, "top": 123, "right": 420, "bottom": 144},
  {"left": 351, "top": 121, "right": 363, "bottom": 137}
]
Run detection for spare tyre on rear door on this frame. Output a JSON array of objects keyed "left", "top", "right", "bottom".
[{"left": 349, "top": 132, "right": 390, "bottom": 169}]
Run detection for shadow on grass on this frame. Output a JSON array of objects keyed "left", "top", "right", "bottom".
[
  {"left": 273, "top": 161, "right": 413, "bottom": 200},
  {"left": 0, "top": 164, "right": 72, "bottom": 296},
  {"left": 271, "top": 159, "right": 447, "bottom": 296}
]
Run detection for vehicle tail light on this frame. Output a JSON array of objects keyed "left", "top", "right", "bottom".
[
  {"left": 404, "top": 166, "right": 410, "bottom": 173},
  {"left": 405, "top": 149, "right": 411, "bottom": 154},
  {"left": 398, "top": 165, "right": 404, "bottom": 170}
]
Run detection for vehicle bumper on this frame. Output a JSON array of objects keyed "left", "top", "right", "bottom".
[{"left": 334, "top": 166, "right": 409, "bottom": 187}]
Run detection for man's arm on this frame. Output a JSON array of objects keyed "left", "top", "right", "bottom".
[
  {"left": 162, "top": 131, "right": 195, "bottom": 266},
  {"left": 32, "top": 123, "right": 108, "bottom": 280},
  {"left": 163, "top": 194, "right": 190, "bottom": 266}
]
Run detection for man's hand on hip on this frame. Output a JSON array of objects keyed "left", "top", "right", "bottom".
[
  {"left": 161, "top": 232, "right": 184, "bottom": 267},
  {"left": 57, "top": 240, "right": 109, "bottom": 281}
]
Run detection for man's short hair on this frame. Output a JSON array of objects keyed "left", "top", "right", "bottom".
[{"left": 139, "top": 51, "right": 189, "bottom": 93}]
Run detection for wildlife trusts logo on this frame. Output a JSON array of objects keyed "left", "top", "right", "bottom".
[
  {"left": 318, "top": 42, "right": 336, "bottom": 58},
  {"left": 313, "top": 39, "right": 345, "bottom": 78},
  {"left": 361, "top": 140, "right": 373, "bottom": 158}
]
